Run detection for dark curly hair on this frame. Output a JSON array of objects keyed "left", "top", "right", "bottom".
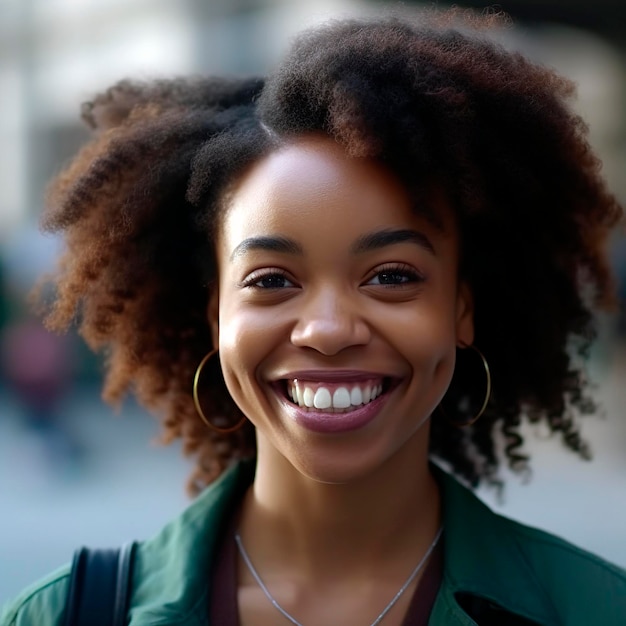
[{"left": 39, "top": 12, "right": 622, "bottom": 494}]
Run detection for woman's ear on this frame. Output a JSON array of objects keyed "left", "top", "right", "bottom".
[
  {"left": 207, "top": 283, "right": 220, "bottom": 349},
  {"left": 456, "top": 281, "right": 475, "bottom": 347}
]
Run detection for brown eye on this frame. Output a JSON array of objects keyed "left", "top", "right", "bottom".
[
  {"left": 375, "top": 271, "right": 411, "bottom": 285},
  {"left": 256, "top": 274, "right": 292, "bottom": 289},
  {"left": 241, "top": 270, "right": 297, "bottom": 289},
  {"left": 366, "top": 264, "right": 424, "bottom": 286}
]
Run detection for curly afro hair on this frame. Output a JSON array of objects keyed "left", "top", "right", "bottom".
[{"left": 40, "top": 12, "right": 622, "bottom": 494}]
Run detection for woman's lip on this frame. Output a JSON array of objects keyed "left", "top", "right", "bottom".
[{"left": 272, "top": 370, "right": 396, "bottom": 382}]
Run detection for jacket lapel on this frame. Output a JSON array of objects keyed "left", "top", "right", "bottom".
[
  {"left": 430, "top": 465, "right": 557, "bottom": 625},
  {"left": 127, "top": 460, "right": 558, "bottom": 625},
  {"left": 129, "top": 461, "right": 251, "bottom": 625}
]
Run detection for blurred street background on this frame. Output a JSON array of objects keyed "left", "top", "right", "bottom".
[{"left": 1, "top": 0, "right": 626, "bottom": 606}]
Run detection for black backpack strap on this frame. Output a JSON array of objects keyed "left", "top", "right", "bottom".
[{"left": 64, "top": 542, "right": 137, "bottom": 626}]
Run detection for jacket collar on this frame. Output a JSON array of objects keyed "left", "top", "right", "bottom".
[
  {"left": 128, "top": 460, "right": 557, "bottom": 625},
  {"left": 432, "top": 464, "right": 557, "bottom": 625},
  {"left": 129, "top": 460, "right": 248, "bottom": 625}
]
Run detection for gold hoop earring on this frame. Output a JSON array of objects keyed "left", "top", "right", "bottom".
[
  {"left": 440, "top": 344, "right": 491, "bottom": 427},
  {"left": 193, "top": 348, "right": 247, "bottom": 434}
]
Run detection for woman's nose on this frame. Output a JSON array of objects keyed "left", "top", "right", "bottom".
[{"left": 290, "top": 288, "right": 371, "bottom": 355}]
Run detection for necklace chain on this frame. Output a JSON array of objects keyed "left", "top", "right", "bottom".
[{"left": 235, "top": 526, "right": 443, "bottom": 626}]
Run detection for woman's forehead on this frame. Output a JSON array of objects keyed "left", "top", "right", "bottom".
[{"left": 220, "top": 135, "right": 455, "bottom": 240}]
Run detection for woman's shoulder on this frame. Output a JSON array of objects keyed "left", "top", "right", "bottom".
[
  {"left": 493, "top": 513, "right": 626, "bottom": 624},
  {"left": 1, "top": 463, "right": 249, "bottom": 626},
  {"left": 436, "top": 466, "right": 626, "bottom": 624},
  {"left": 502, "top": 512, "right": 626, "bottom": 592},
  {"left": 0, "top": 564, "right": 70, "bottom": 626},
  {"left": 440, "top": 465, "right": 626, "bottom": 581}
]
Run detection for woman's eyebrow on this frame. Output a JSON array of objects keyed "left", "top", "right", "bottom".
[
  {"left": 230, "top": 235, "right": 303, "bottom": 261},
  {"left": 351, "top": 228, "right": 436, "bottom": 256},
  {"left": 229, "top": 229, "right": 435, "bottom": 261}
]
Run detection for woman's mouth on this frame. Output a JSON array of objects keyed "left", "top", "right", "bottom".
[
  {"left": 282, "top": 378, "right": 392, "bottom": 413},
  {"left": 273, "top": 375, "right": 400, "bottom": 434}
]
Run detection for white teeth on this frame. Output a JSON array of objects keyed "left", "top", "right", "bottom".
[
  {"left": 350, "top": 387, "right": 363, "bottom": 406},
  {"left": 363, "top": 385, "right": 371, "bottom": 404},
  {"left": 286, "top": 380, "right": 386, "bottom": 411},
  {"left": 332, "top": 387, "right": 351, "bottom": 409},
  {"left": 313, "top": 388, "right": 332, "bottom": 409}
]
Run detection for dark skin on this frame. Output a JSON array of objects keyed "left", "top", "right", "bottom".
[
  {"left": 39, "top": 17, "right": 621, "bottom": 496},
  {"left": 27, "top": 14, "right": 623, "bottom": 625},
  {"left": 210, "top": 135, "right": 472, "bottom": 625}
]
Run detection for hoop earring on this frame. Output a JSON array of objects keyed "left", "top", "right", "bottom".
[
  {"left": 193, "top": 348, "right": 247, "bottom": 434},
  {"left": 440, "top": 344, "right": 491, "bottom": 427}
]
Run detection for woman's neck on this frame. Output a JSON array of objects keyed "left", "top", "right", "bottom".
[{"left": 237, "top": 432, "right": 441, "bottom": 581}]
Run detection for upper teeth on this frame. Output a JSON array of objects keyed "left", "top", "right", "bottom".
[{"left": 287, "top": 380, "right": 383, "bottom": 411}]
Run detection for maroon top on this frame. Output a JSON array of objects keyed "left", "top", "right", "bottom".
[{"left": 210, "top": 511, "right": 443, "bottom": 626}]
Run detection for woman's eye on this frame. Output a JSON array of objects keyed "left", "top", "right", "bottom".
[
  {"left": 243, "top": 271, "right": 295, "bottom": 289},
  {"left": 366, "top": 265, "right": 424, "bottom": 286}
]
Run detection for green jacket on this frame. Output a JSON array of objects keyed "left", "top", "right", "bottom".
[{"left": 3, "top": 461, "right": 626, "bottom": 625}]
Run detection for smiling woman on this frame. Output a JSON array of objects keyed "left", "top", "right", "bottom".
[
  {"left": 2, "top": 9, "right": 626, "bottom": 626},
  {"left": 212, "top": 136, "right": 468, "bottom": 486}
]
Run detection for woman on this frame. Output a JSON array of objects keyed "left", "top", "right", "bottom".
[{"left": 2, "top": 12, "right": 626, "bottom": 626}]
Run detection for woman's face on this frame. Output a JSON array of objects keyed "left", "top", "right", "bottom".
[{"left": 211, "top": 135, "right": 473, "bottom": 484}]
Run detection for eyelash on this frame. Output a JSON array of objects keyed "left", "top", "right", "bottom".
[
  {"left": 239, "top": 269, "right": 295, "bottom": 290},
  {"left": 240, "top": 264, "right": 425, "bottom": 290},
  {"left": 365, "top": 263, "right": 425, "bottom": 287}
]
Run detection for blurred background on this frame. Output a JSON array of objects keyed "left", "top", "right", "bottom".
[{"left": 1, "top": 0, "right": 625, "bottom": 605}]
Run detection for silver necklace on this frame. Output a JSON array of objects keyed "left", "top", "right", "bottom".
[{"left": 234, "top": 526, "right": 443, "bottom": 626}]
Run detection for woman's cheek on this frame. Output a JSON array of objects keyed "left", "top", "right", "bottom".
[{"left": 217, "top": 309, "right": 281, "bottom": 402}]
